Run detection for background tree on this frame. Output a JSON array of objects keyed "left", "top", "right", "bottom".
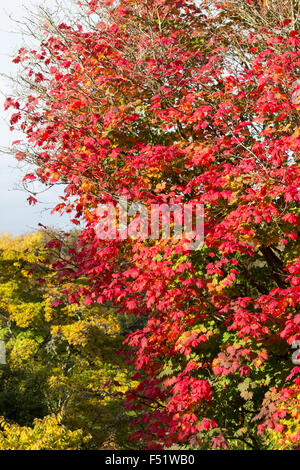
[{"left": 0, "top": 231, "right": 139, "bottom": 449}]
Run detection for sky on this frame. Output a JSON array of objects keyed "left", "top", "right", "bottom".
[{"left": 0, "top": 0, "right": 72, "bottom": 235}]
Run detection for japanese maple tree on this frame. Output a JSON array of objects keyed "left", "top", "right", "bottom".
[{"left": 5, "top": 0, "right": 300, "bottom": 449}]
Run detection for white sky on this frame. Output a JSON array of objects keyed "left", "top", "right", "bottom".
[{"left": 0, "top": 0, "right": 72, "bottom": 235}]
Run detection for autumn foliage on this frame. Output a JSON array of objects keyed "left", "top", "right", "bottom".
[
  {"left": 0, "top": 231, "right": 138, "bottom": 449},
  {"left": 4, "top": 0, "right": 300, "bottom": 449}
]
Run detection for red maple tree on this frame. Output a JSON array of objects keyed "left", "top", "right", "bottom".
[{"left": 6, "top": 0, "right": 300, "bottom": 449}]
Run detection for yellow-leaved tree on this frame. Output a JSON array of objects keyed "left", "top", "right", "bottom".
[{"left": 0, "top": 231, "right": 140, "bottom": 449}]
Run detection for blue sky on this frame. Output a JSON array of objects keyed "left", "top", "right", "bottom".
[{"left": 0, "top": 0, "right": 72, "bottom": 235}]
